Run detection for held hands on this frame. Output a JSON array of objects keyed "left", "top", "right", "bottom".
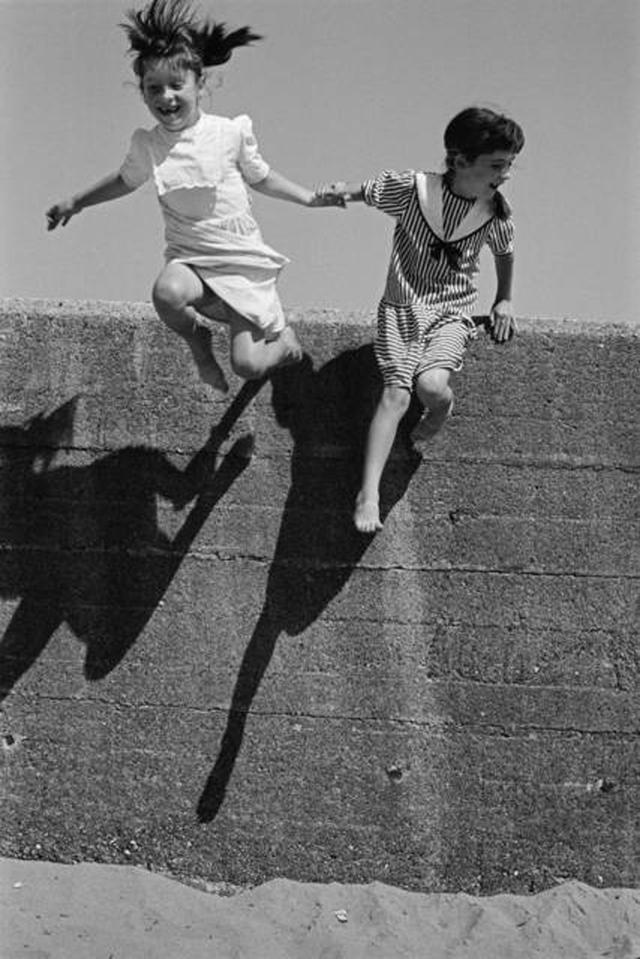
[
  {"left": 309, "top": 182, "right": 350, "bottom": 208},
  {"left": 46, "top": 199, "right": 79, "bottom": 231},
  {"left": 490, "top": 300, "right": 517, "bottom": 343}
]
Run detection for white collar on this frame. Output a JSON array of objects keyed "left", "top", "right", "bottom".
[{"left": 415, "top": 172, "right": 494, "bottom": 242}]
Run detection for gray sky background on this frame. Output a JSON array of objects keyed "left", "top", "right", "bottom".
[{"left": 1, "top": 0, "right": 638, "bottom": 321}]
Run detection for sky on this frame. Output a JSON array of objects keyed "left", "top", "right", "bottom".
[{"left": 1, "top": 0, "right": 638, "bottom": 322}]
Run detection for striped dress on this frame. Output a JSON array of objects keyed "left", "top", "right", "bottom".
[{"left": 363, "top": 170, "right": 514, "bottom": 387}]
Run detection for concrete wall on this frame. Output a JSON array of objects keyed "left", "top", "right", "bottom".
[{"left": 0, "top": 298, "right": 638, "bottom": 894}]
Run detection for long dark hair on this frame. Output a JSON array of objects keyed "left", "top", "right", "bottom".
[
  {"left": 444, "top": 107, "right": 525, "bottom": 219},
  {"left": 121, "top": 0, "right": 261, "bottom": 81}
]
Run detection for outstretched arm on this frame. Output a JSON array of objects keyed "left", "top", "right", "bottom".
[
  {"left": 46, "top": 173, "right": 136, "bottom": 230},
  {"left": 490, "top": 252, "right": 516, "bottom": 343},
  {"left": 250, "top": 169, "right": 347, "bottom": 207}
]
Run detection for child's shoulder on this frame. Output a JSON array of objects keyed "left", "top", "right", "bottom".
[
  {"left": 365, "top": 169, "right": 422, "bottom": 198},
  {"left": 367, "top": 168, "right": 420, "bottom": 186},
  {"left": 200, "top": 112, "right": 255, "bottom": 130},
  {"left": 199, "top": 113, "right": 260, "bottom": 147}
]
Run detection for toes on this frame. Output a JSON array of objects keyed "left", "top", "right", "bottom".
[
  {"left": 196, "top": 359, "right": 229, "bottom": 393},
  {"left": 354, "top": 497, "right": 382, "bottom": 534}
]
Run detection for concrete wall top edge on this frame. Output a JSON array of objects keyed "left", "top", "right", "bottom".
[{"left": 1, "top": 297, "right": 638, "bottom": 338}]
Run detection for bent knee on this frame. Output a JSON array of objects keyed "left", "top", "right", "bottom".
[
  {"left": 231, "top": 356, "right": 266, "bottom": 380},
  {"left": 152, "top": 272, "right": 192, "bottom": 311},
  {"left": 416, "top": 369, "right": 452, "bottom": 406},
  {"left": 381, "top": 385, "right": 412, "bottom": 415}
]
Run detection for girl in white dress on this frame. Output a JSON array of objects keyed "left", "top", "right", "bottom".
[
  {"left": 319, "top": 107, "right": 525, "bottom": 533},
  {"left": 46, "top": 0, "right": 342, "bottom": 393}
]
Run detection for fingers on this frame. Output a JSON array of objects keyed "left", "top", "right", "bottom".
[
  {"left": 46, "top": 208, "right": 68, "bottom": 230},
  {"left": 312, "top": 182, "right": 348, "bottom": 208},
  {"left": 490, "top": 313, "right": 516, "bottom": 343},
  {"left": 46, "top": 202, "right": 75, "bottom": 230},
  {"left": 311, "top": 193, "right": 346, "bottom": 208}
]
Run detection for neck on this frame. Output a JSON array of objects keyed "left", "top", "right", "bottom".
[{"left": 446, "top": 170, "right": 478, "bottom": 200}]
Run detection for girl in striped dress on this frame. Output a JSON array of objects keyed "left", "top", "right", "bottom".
[{"left": 321, "top": 107, "right": 525, "bottom": 533}]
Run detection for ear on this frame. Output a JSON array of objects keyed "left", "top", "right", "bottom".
[{"left": 453, "top": 152, "right": 470, "bottom": 171}]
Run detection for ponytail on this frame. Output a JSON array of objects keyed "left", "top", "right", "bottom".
[{"left": 121, "top": 0, "right": 261, "bottom": 78}]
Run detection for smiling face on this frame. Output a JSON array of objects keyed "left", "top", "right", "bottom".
[
  {"left": 141, "top": 60, "right": 203, "bottom": 133},
  {"left": 451, "top": 150, "right": 516, "bottom": 200}
]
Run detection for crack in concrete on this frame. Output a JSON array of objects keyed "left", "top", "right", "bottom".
[
  {"left": 2, "top": 442, "right": 638, "bottom": 474},
  {"left": 11, "top": 694, "right": 640, "bottom": 740},
  {"left": 0, "top": 543, "right": 636, "bottom": 582}
]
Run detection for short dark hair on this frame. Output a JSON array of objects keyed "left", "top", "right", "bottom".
[{"left": 444, "top": 107, "right": 525, "bottom": 166}]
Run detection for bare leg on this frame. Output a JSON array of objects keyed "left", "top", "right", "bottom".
[
  {"left": 152, "top": 263, "right": 229, "bottom": 393},
  {"left": 354, "top": 386, "right": 411, "bottom": 533},
  {"left": 188, "top": 323, "right": 230, "bottom": 392},
  {"left": 228, "top": 311, "right": 303, "bottom": 380},
  {"left": 411, "top": 368, "right": 453, "bottom": 445}
]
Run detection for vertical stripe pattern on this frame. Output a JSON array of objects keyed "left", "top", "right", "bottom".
[{"left": 362, "top": 169, "right": 515, "bottom": 388}]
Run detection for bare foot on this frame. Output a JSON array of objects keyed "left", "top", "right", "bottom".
[
  {"left": 194, "top": 355, "right": 229, "bottom": 393},
  {"left": 274, "top": 326, "right": 304, "bottom": 369},
  {"left": 410, "top": 398, "right": 453, "bottom": 445},
  {"left": 354, "top": 492, "right": 383, "bottom": 533},
  {"left": 189, "top": 327, "right": 229, "bottom": 393}
]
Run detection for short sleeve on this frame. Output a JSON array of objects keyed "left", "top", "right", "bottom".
[
  {"left": 362, "top": 170, "right": 416, "bottom": 218},
  {"left": 119, "top": 129, "right": 152, "bottom": 190},
  {"left": 235, "top": 115, "right": 269, "bottom": 184},
  {"left": 486, "top": 216, "right": 515, "bottom": 256}
]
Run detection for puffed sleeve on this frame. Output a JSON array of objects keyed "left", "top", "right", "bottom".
[
  {"left": 486, "top": 216, "right": 515, "bottom": 256},
  {"left": 362, "top": 169, "right": 416, "bottom": 218},
  {"left": 119, "top": 129, "right": 152, "bottom": 190},
  {"left": 235, "top": 115, "right": 270, "bottom": 184}
]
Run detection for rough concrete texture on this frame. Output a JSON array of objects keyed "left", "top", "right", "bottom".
[{"left": 0, "top": 298, "right": 638, "bottom": 894}]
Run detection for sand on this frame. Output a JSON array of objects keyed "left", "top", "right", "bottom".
[{"left": 2, "top": 857, "right": 640, "bottom": 959}]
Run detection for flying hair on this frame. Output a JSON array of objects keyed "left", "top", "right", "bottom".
[{"left": 120, "top": 0, "right": 262, "bottom": 77}]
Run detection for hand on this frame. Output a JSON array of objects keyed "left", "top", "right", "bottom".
[
  {"left": 490, "top": 300, "right": 516, "bottom": 343},
  {"left": 309, "top": 182, "right": 348, "bottom": 208},
  {"left": 46, "top": 199, "right": 78, "bottom": 231}
]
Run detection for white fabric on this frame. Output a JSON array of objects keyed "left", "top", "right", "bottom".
[
  {"left": 119, "top": 113, "right": 288, "bottom": 334},
  {"left": 415, "top": 172, "right": 494, "bottom": 242}
]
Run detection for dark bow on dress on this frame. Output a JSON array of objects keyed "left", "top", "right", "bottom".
[{"left": 430, "top": 239, "right": 461, "bottom": 271}]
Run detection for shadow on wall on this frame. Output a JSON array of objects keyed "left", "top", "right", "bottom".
[
  {"left": 0, "top": 383, "right": 261, "bottom": 698},
  {"left": 197, "top": 347, "right": 422, "bottom": 822},
  {"left": 0, "top": 345, "right": 423, "bottom": 824}
]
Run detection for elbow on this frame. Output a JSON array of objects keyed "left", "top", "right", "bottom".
[
  {"left": 248, "top": 171, "right": 271, "bottom": 194},
  {"left": 116, "top": 173, "right": 136, "bottom": 197}
]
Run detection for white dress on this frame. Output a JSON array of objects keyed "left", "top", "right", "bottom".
[{"left": 119, "top": 112, "right": 288, "bottom": 336}]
